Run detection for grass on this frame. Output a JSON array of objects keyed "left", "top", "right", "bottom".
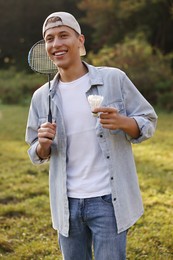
[
  {"left": 128, "top": 113, "right": 173, "bottom": 259},
  {"left": 0, "top": 105, "right": 173, "bottom": 259}
]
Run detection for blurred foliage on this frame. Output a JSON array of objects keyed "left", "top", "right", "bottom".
[
  {"left": 0, "top": 0, "right": 173, "bottom": 110},
  {"left": 79, "top": 0, "right": 173, "bottom": 54},
  {"left": 0, "top": 0, "right": 88, "bottom": 70},
  {"left": 0, "top": 0, "right": 173, "bottom": 69},
  {"left": 86, "top": 35, "right": 173, "bottom": 111},
  {"left": 1, "top": 35, "right": 173, "bottom": 111},
  {"left": 0, "top": 68, "right": 46, "bottom": 105}
]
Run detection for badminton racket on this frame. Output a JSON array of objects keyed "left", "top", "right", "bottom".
[{"left": 28, "top": 39, "right": 57, "bottom": 123}]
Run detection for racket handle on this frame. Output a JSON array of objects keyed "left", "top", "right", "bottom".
[
  {"left": 48, "top": 94, "right": 52, "bottom": 123},
  {"left": 48, "top": 111, "right": 52, "bottom": 123},
  {"left": 48, "top": 75, "right": 52, "bottom": 123}
]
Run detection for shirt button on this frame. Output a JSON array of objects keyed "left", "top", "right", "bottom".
[
  {"left": 111, "top": 177, "right": 114, "bottom": 180},
  {"left": 100, "top": 135, "right": 103, "bottom": 138},
  {"left": 107, "top": 156, "right": 110, "bottom": 159},
  {"left": 113, "top": 198, "right": 116, "bottom": 201}
]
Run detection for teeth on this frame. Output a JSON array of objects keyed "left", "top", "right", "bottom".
[{"left": 54, "top": 51, "right": 66, "bottom": 56}]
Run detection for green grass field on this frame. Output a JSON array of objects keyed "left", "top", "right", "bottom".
[{"left": 0, "top": 105, "right": 172, "bottom": 260}]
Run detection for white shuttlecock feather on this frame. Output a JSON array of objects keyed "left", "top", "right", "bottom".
[{"left": 88, "top": 95, "right": 104, "bottom": 117}]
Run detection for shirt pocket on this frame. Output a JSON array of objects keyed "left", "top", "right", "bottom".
[
  {"left": 95, "top": 100, "right": 126, "bottom": 136},
  {"left": 106, "top": 100, "right": 125, "bottom": 115}
]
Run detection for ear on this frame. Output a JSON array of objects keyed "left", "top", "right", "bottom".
[{"left": 78, "top": 34, "right": 85, "bottom": 47}]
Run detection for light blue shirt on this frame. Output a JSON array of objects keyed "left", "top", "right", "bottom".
[{"left": 25, "top": 62, "right": 157, "bottom": 237}]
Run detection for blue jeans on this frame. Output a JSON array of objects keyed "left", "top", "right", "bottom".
[{"left": 58, "top": 195, "right": 127, "bottom": 260}]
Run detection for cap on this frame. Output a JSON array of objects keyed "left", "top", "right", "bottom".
[{"left": 42, "top": 12, "right": 86, "bottom": 56}]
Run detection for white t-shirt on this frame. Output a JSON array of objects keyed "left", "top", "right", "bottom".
[{"left": 59, "top": 73, "right": 111, "bottom": 198}]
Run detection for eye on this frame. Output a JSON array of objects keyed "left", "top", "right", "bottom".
[
  {"left": 45, "top": 36, "right": 54, "bottom": 42},
  {"left": 60, "top": 33, "right": 68, "bottom": 39}
]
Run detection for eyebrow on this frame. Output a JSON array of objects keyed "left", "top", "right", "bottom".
[{"left": 45, "top": 29, "right": 71, "bottom": 38}]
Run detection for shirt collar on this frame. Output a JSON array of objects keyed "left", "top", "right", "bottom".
[{"left": 49, "top": 61, "right": 103, "bottom": 97}]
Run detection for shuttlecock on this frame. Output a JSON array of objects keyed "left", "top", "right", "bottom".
[{"left": 87, "top": 95, "right": 104, "bottom": 117}]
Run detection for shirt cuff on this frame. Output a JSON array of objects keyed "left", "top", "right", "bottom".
[
  {"left": 28, "top": 141, "right": 50, "bottom": 164},
  {"left": 126, "top": 116, "right": 155, "bottom": 143}
]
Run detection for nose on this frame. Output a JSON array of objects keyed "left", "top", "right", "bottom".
[{"left": 52, "top": 37, "right": 62, "bottom": 48}]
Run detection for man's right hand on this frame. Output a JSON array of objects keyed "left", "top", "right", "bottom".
[{"left": 36, "top": 122, "right": 56, "bottom": 159}]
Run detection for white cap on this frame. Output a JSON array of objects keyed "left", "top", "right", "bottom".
[{"left": 42, "top": 12, "right": 86, "bottom": 56}]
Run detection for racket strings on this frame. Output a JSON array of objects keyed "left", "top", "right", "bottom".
[
  {"left": 28, "top": 40, "right": 57, "bottom": 74},
  {"left": 28, "top": 40, "right": 57, "bottom": 123}
]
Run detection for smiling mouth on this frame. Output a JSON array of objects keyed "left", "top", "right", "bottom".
[{"left": 53, "top": 51, "right": 67, "bottom": 57}]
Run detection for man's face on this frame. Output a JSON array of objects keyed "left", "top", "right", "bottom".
[{"left": 44, "top": 25, "right": 84, "bottom": 69}]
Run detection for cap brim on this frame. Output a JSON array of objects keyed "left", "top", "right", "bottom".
[{"left": 80, "top": 45, "right": 86, "bottom": 56}]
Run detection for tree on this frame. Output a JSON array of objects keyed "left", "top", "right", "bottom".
[
  {"left": 78, "top": 0, "right": 173, "bottom": 54},
  {"left": 0, "top": 0, "right": 173, "bottom": 70}
]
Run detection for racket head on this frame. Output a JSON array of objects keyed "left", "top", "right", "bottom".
[{"left": 28, "top": 39, "right": 57, "bottom": 75}]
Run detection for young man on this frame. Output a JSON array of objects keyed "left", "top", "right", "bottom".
[{"left": 26, "top": 12, "right": 157, "bottom": 260}]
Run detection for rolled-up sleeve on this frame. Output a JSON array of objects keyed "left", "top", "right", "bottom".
[
  {"left": 129, "top": 115, "right": 157, "bottom": 143},
  {"left": 122, "top": 74, "right": 158, "bottom": 143}
]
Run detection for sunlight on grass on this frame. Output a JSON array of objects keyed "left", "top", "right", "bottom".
[{"left": 0, "top": 105, "right": 172, "bottom": 259}]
